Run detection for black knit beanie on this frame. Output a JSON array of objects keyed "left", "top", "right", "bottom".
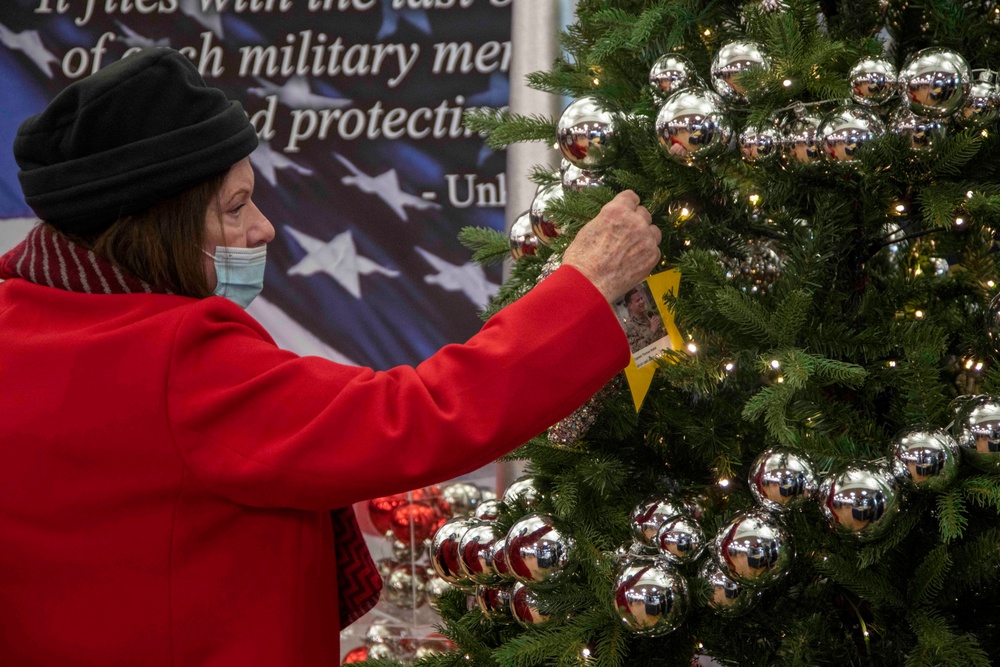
[{"left": 14, "top": 47, "right": 258, "bottom": 235}]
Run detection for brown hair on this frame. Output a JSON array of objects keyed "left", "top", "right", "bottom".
[{"left": 57, "top": 170, "right": 228, "bottom": 298}]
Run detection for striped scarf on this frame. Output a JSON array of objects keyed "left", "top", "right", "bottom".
[{"left": 0, "top": 223, "right": 383, "bottom": 628}]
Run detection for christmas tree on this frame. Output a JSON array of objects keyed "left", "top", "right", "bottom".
[{"left": 366, "top": 1, "right": 1000, "bottom": 665}]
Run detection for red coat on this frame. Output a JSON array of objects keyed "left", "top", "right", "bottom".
[{"left": 0, "top": 266, "right": 629, "bottom": 666}]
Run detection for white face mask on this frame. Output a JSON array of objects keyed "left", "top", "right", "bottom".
[{"left": 203, "top": 245, "right": 267, "bottom": 308}]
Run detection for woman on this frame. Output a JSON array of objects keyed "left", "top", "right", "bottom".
[{"left": 0, "top": 48, "right": 660, "bottom": 666}]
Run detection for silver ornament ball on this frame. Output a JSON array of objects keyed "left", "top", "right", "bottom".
[
  {"left": 849, "top": 57, "right": 899, "bottom": 106},
  {"left": 892, "top": 427, "right": 960, "bottom": 490},
  {"left": 698, "top": 557, "right": 759, "bottom": 616},
  {"left": 899, "top": 47, "right": 972, "bottom": 118},
  {"left": 424, "top": 572, "right": 453, "bottom": 606},
  {"left": 956, "top": 396, "right": 1000, "bottom": 455},
  {"left": 749, "top": 448, "right": 819, "bottom": 510},
  {"left": 430, "top": 516, "right": 481, "bottom": 584},
  {"left": 505, "top": 513, "right": 575, "bottom": 584},
  {"left": 781, "top": 112, "right": 825, "bottom": 166},
  {"left": 739, "top": 123, "right": 780, "bottom": 164},
  {"left": 889, "top": 106, "right": 946, "bottom": 151},
  {"left": 474, "top": 498, "right": 502, "bottom": 521},
  {"left": 724, "top": 238, "right": 784, "bottom": 295},
  {"left": 713, "top": 511, "right": 793, "bottom": 587},
  {"left": 955, "top": 71, "right": 1000, "bottom": 128},
  {"left": 458, "top": 521, "right": 501, "bottom": 584},
  {"left": 508, "top": 211, "right": 539, "bottom": 260},
  {"left": 510, "top": 581, "right": 551, "bottom": 626},
  {"left": 649, "top": 53, "right": 697, "bottom": 101},
  {"left": 556, "top": 97, "right": 619, "bottom": 169},
  {"left": 560, "top": 159, "right": 603, "bottom": 192},
  {"left": 820, "top": 104, "right": 885, "bottom": 163},
  {"left": 820, "top": 466, "right": 899, "bottom": 539},
  {"left": 710, "top": 41, "right": 770, "bottom": 101},
  {"left": 384, "top": 563, "right": 428, "bottom": 608},
  {"left": 656, "top": 515, "right": 705, "bottom": 564},
  {"left": 441, "top": 481, "right": 483, "bottom": 517},
  {"left": 631, "top": 498, "right": 685, "bottom": 550},
  {"left": 529, "top": 183, "right": 565, "bottom": 246},
  {"left": 476, "top": 584, "right": 512, "bottom": 619},
  {"left": 613, "top": 556, "right": 688, "bottom": 636},
  {"left": 502, "top": 475, "right": 542, "bottom": 508},
  {"left": 655, "top": 88, "right": 733, "bottom": 164}
]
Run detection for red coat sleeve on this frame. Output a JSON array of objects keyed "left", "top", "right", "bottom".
[{"left": 165, "top": 265, "right": 630, "bottom": 510}]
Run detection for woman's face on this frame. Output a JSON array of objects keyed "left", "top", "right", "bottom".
[{"left": 202, "top": 157, "right": 275, "bottom": 289}]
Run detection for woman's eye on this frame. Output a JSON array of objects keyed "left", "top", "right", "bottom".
[{"left": 231, "top": 203, "right": 246, "bottom": 215}]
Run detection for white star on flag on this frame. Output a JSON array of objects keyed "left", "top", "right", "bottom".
[
  {"left": 332, "top": 153, "right": 440, "bottom": 222},
  {"left": 0, "top": 22, "right": 58, "bottom": 78},
  {"left": 284, "top": 225, "right": 399, "bottom": 299},
  {"left": 415, "top": 247, "right": 498, "bottom": 308},
  {"left": 179, "top": 0, "right": 224, "bottom": 39},
  {"left": 248, "top": 76, "right": 351, "bottom": 110},
  {"left": 115, "top": 21, "right": 170, "bottom": 49},
  {"left": 250, "top": 141, "right": 314, "bottom": 188}
]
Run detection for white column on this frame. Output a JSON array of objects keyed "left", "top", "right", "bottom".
[{"left": 497, "top": 0, "right": 568, "bottom": 494}]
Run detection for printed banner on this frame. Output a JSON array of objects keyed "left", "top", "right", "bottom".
[{"left": 0, "top": 0, "right": 511, "bottom": 370}]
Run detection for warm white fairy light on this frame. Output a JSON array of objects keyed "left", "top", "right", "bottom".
[
  {"left": 955, "top": 217, "right": 965, "bottom": 227},
  {"left": 748, "top": 193, "right": 761, "bottom": 206},
  {"left": 967, "top": 190, "right": 975, "bottom": 199},
  {"left": 915, "top": 310, "right": 924, "bottom": 318},
  {"left": 770, "top": 359, "right": 781, "bottom": 369},
  {"left": 782, "top": 79, "right": 793, "bottom": 87},
  {"left": 988, "top": 280, "right": 996, "bottom": 288},
  {"left": 686, "top": 342, "right": 699, "bottom": 354},
  {"left": 718, "top": 478, "right": 730, "bottom": 488}
]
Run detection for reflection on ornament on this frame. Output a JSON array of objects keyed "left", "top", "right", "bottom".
[
  {"left": 509, "top": 211, "right": 539, "bottom": 260},
  {"left": 502, "top": 475, "right": 542, "bottom": 508},
  {"left": 384, "top": 563, "right": 428, "bottom": 608},
  {"left": 649, "top": 53, "right": 697, "bottom": 101},
  {"left": 529, "top": 184, "right": 565, "bottom": 245},
  {"left": 710, "top": 41, "right": 770, "bottom": 101},
  {"left": 656, "top": 515, "right": 705, "bottom": 564},
  {"left": 849, "top": 57, "right": 898, "bottom": 106},
  {"left": 820, "top": 104, "right": 884, "bottom": 162},
  {"left": 510, "top": 581, "right": 551, "bottom": 626},
  {"left": 506, "top": 513, "right": 575, "bottom": 584},
  {"left": 890, "top": 106, "right": 946, "bottom": 151},
  {"left": 560, "top": 158, "right": 603, "bottom": 192},
  {"left": 475, "top": 499, "right": 501, "bottom": 521},
  {"left": 891, "top": 427, "right": 960, "bottom": 490},
  {"left": 819, "top": 466, "right": 899, "bottom": 539},
  {"left": 536, "top": 253, "right": 563, "bottom": 285},
  {"left": 748, "top": 448, "right": 819, "bottom": 510},
  {"left": 557, "top": 97, "right": 619, "bottom": 169},
  {"left": 955, "top": 71, "right": 1000, "bottom": 128},
  {"left": 698, "top": 557, "right": 759, "bottom": 616},
  {"left": 956, "top": 395, "right": 1000, "bottom": 456},
  {"left": 458, "top": 521, "right": 501, "bottom": 584},
  {"left": 781, "top": 112, "right": 825, "bottom": 165},
  {"left": 713, "top": 511, "right": 792, "bottom": 586},
  {"left": 430, "top": 516, "right": 481, "bottom": 584},
  {"left": 476, "top": 584, "right": 512, "bottom": 619},
  {"left": 490, "top": 535, "right": 513, "bottom": 578},
  {"left": 441, "top": 482, "right": 483, "bottom": 516},
  {"left": 739, "top": 123, "right": 779, "bottom": 164},
  {"left": 656, "top": 88, "right": 733, "bottom": 164},
  {"left": 613, "top": 556, "right": 688, "bottom": 636},
  {"left": 899, "top": 47, "right": 972, "bottom": 118},
  {"left": 631, "top": 497, "right": 685, "bottom": 549}
]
